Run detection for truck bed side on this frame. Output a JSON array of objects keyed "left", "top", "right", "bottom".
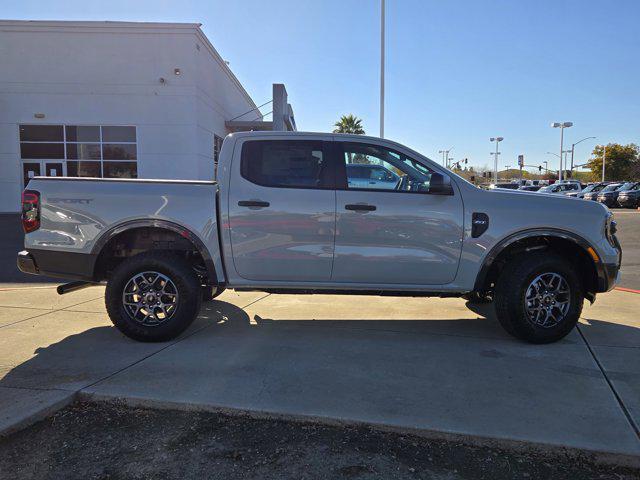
[{"left": 22, "top": 177, "right": 223, "bottom": 283}]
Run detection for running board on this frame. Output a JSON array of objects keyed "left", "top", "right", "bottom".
[{"left": 57, "top": 281, "right": 96, "bottom": 295}]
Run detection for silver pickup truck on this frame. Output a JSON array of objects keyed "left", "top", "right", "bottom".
[{"left": 18, "top": 131, "right": 621, "bottom": 344}]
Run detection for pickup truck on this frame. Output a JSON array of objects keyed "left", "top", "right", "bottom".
[{"left": 18, "top": 131, "right": 621, "bottom": 344}]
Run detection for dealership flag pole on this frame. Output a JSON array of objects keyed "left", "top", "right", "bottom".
[{"left": 380, "top": 0, "right": 385, "bottom": 138}]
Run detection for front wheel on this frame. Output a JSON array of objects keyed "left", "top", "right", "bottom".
[
  {"left": 494, "top": 252, "right": 583, "bottom": 343},
  {"left": 105, "top": 252, "right": 201, "bottom": 342}
]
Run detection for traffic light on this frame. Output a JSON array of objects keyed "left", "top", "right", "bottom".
[{"left": 538, "top": 165, "right": 542, "bottom": 172}]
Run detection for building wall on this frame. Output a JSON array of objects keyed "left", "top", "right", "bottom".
[{"left": 0, "top": 21, "right": 257, "bottom": 212}]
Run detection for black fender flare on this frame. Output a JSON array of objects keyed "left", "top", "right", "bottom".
[
  {"left": 473, "top": 228, "right": 605, "bottom": 293},
  {"left": 90, "top": 219, "right": 218, "bottom": 285}
]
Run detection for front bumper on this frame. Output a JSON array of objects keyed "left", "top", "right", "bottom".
[
  {"left": 617, "top": 196, "right": 637, "bottom": 208},
  {"left": 17, "top": 250, "right": 38, "bottom": 275},
  {"left": 597, "top": 196, "right": 616, "bottom": 207},
  {"left": 597, "top": 233, "right": 622, "bottom": 292}
]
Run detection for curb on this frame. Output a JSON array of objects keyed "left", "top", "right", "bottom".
[
  {"left": 78, "top": 391, "right": 640, "bottom": 469},
  {"left": 0, "top": 391, "right": 76, "bottom": 438},
  {"left": 615, "top": 287, "right": 640, "bottom": 294}
]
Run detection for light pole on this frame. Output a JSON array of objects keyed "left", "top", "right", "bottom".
[
  {"left": 379, "top": 0, "right": 385, "bottom": 138},
  {"left": 551, "top": 122, "right": 573, "bottom": 181},
  {"left": 490, "top": 137, "right": 503, "bottom": 183},
  {"left": 438, "top": 148, "right": 452, "bottom": 168},
  {"left": 543, "top": 161, "right": 548, "bottom": 173},
  {"left": 602, "top": 145, "right": 607, "bottom": 181},
  {"left": 570, "top": 136, "right": 596, "bottom": 175}
]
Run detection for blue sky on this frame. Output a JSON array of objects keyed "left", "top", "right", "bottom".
[{"left": 5, "top": 0, "right": 639, "bottom": 172}]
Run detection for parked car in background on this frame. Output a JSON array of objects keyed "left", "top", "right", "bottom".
[
  {"left": 566, "top": 182, "right": 609, "bottom": 199},
  {"left": 597, "top": 182, "right": 640, "bottom": 208},
  {"left": 518, "top": 185, "right": 541, "bottom": 191},
  {"left": 538, "top": 183, "right": 581, "bottom": 195},
  {"left": 346, "top": 164, "right": 399, "bottom": 190},
  {"left": 617, "top": 182, "right": 640, "bottom": 208},
  {"left": 488, "top": 182, "right": 519, "bottom": 190},
  {"left": 585, "top": 182, "right": 621, "bottom": 201}
]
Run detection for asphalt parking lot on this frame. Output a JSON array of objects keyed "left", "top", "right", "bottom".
[{"left": 0, "top": 210, "right": 639, "bottom": 475}]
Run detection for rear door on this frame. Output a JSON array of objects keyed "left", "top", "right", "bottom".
[
  {"left": 227, "top": 137, "right": 336, "bottom": 282},
  {"left": 332, "top": 140, "right": 464, "bottom": 285}
]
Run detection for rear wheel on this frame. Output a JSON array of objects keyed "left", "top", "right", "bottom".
[
  {"left": 105, "top": 252, "right": 201, "bottom": 342},
  {"left": 494, "top": 252, "right": 583, "bottom": 343}
]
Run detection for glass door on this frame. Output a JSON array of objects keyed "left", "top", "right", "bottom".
[
  {"left": 45, "top": 162, "right": 64, "bottom": 178},
  {"left": 22, "top": 162, "right": 41, "bottom": 188}
]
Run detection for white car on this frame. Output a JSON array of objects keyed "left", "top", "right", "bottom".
[{"left": 538, "top": 183, "right": 581, "bottom": 195}]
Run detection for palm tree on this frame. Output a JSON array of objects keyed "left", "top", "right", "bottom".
[{"left": 333, "top": 114, "right": 365, "bottom": 134}]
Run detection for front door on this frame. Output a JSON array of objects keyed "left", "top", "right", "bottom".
[
  {"left": 228, "top": 138, "right": 336, "bottom": 282},
  {"left": 332, "top": 141, "right": 464, "bottom": 285}
]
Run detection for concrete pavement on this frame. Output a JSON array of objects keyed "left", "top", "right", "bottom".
[{"left": 0, "top": 285, "right": 639, "bottom": 464}]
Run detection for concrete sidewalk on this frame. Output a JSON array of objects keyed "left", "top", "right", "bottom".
[{"left": 0, "top": 285, "right": 638, "bottom": 464}]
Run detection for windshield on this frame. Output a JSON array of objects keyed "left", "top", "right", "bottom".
[
  {"left": 581, "top": 184, "right": 597, "bottom": 193},
  {"left": 619, "top": 182, "right": 637, "bottom": 191},
  {"left": 538, "top": 185, "right": 556, "bottom": 192},
  {"left": 602, "top": 184, "right": 622, "bottom": 192}
]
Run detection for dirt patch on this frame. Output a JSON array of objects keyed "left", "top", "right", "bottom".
[{"left": 0, "top": 402, "right": 637, "bottom": 479}]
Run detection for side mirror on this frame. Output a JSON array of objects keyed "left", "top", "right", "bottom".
[{"left": 429, "top": 172, "right": 454, "bottom": 195}]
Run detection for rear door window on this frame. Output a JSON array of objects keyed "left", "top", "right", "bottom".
[{"left": 241, "top": 140, "right": 333, "bottom": 189}]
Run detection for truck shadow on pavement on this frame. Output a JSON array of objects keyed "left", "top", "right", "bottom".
[{"left": 1, "top": 298, "right": 638, "bottom": 395}]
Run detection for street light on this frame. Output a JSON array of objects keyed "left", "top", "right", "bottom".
[
  {"left": 438, "top": 148, "right": 453, "bottom": 167},
  {"left": 490, "top": 137, "right": 503, "bottom": 183},
  {"left": 380, "top": 0, "right": 385, "bottom": 138},
  {"left": 570, "top": 136, "right": 596, "bottom": 174},
  {"left": 551, "top": 122, "right": 573, "bottom": 181}
]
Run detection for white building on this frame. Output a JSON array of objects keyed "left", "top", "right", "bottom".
[{"left": 0, "top": 20, "right": 295, "bottom": 212}]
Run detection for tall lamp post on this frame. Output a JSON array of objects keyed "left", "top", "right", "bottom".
[
  {"left": 438, "top": 148, "right": 452, "bottom": 167},
  {"left": 490, "top": 137, "right": 503, "bottom": 183},
  {"left": 379, "top": 0, "right": 385, "bottom": 138},
  {"left": 551, "top": 122, "right": 573, "bottom": 181},
  {"left": 570, "top": 136, "right": 596, "bottom": 175}
]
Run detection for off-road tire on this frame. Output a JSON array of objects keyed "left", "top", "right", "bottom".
[
  {"left": 105, "top": 252, "right": 201, "bottom": 342},
  {"left": 494, "top": 252, "right": 583, "bottom": 343}
]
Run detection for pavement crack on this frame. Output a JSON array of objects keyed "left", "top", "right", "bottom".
[{"left": 576, "top": 324, "right": 640, "bottom": 442}]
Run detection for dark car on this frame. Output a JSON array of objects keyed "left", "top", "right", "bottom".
[
  {"left": 595, "top": 183, "right": 634, "bottom": 207},
  {"left": 489, "top": 182, "right": 519, "bottom": 190},
  {"left": 584, "top": 183, "right": 621, "bottom": 201},
  {"left": 566, "top": 182, "right": 609, "bottom": 199},
  {"left": 616, "top": 182, "right": 640, "bottom": 208},
  {"left": 518, "top": 185, "right": 541, "bottom": 191}
]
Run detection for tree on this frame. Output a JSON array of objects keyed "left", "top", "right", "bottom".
[
  {"left": 587, "top": 143, "right": 639, "bottom": 182},
  {"left": 333, "top": 114, "right": 365, "bottom": 134}
]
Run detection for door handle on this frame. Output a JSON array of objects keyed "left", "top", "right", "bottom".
[
  {"left": 345, "top": 204, "right": 376, "bottom": 212},
  {"left": 238, "top": 200, "right": 270, "bottom": 208}
]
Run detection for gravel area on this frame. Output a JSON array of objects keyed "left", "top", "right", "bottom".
[{"left": 0, "top": 402, "right": 637, "bottom": 479}]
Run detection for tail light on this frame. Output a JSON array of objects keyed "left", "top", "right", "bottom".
[{"left": 21, "top": 190, "right": 40, "bottom": 233}]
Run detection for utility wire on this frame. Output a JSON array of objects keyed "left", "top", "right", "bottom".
[{"left": 229, "top": 100, "right": 273, "bottom": 121}]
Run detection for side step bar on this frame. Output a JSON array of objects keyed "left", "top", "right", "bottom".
[{"left": 57, "top": 281, "right": 96, "bottom": 295}]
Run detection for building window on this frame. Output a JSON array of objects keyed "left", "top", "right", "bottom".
[
  {"left": 19, "top": 124, "right": 137, "bottom": 186},
  {"left": 213, "top": 134, "right": 223, "bottom": 178}
]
